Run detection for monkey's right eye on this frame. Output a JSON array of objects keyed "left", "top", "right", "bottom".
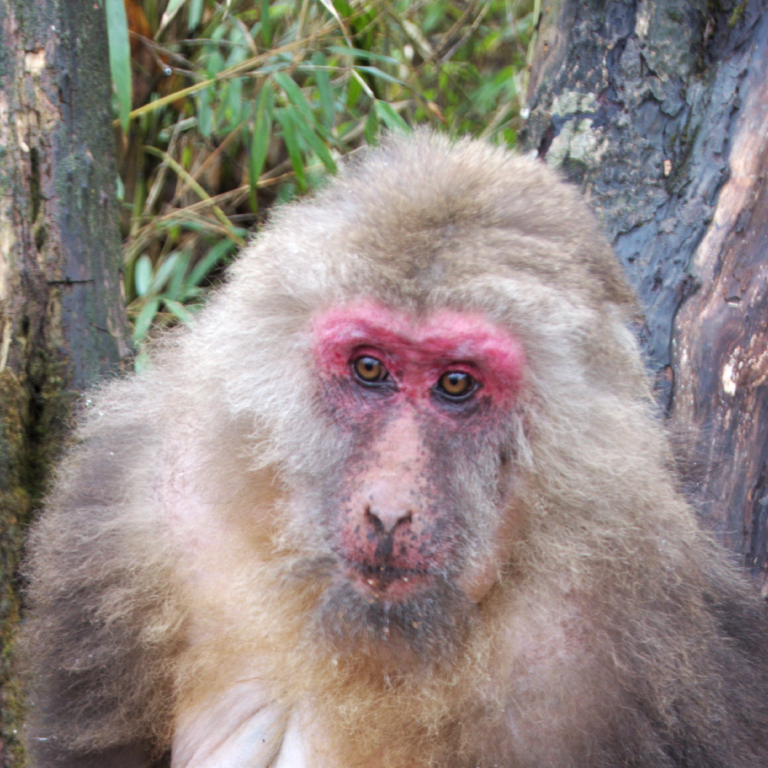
[{"left": 353, "top": 356, "right": 390, "bottom": 385}]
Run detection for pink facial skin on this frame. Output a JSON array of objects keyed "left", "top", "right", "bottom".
[
  {"left": 311, "top": 301, "right": 526, "bottom": 606},
  {"left": 312, "top": 301, "right": 525, "bottom": 407}
]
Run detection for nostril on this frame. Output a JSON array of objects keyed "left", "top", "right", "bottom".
[
  {"left": 365, "top": 506, "right": 413, "bottom": 535},
  {"left": 365, "top": 506, "right": 384, "bottom": 533}
]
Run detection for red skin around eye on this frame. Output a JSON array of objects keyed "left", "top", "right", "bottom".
[{"left": 312, "top": 301, "right": 525, "bottom": 405}]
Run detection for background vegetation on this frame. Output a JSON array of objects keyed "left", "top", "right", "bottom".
[{"left": 105, "top": 0, "right": 535, "bottom": 365}]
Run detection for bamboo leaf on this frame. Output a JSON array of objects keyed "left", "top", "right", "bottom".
[
  {"left": 166, "top": 250, "right": 192, "bottom": 301},
  {"left": 250, "top": 81, "right": 274, "bottom": 187},
  {"left": 273, "top": 71, "right": 320, "bottom": 132},
  {"left": 198, "top": 86, "right": 213, "bottom": 137},
  {"left": 327, "top": 46, "right": 399, "bottom": 65},
  {"left": 135, "top": 255, "right": 153, "bottom": 298},
  {"left": 163, "top": 299, "right": 196, "bottom": 324},
  {"left": 346, "top": 74, "right": 363, "bottom": 109},
  {"left": 356, "top": 65, "right": 406, "bottom": 88},
  {"left": 374, "top": 100, "right": 410, "bottom": 133},
  {"left": 134, "top": 350, "right": 150, "bottom": 373},
  {"left": 261, "top": 0, "right": 272, "bottom": 46},
  {"left": 276, "top": 108, "right": 307, "bottom": 190},
  {"left": 294, "top": 119, "right": 337, "bottom": 173},
  {"left": 312, "top": 53, "right": 335, "bottom": 130},
  {"left": 133, "top": 297, "right": 161, "bottom": 344},
  {"left": 186, "top": 238, "right": 237, "bottom": 290},
  {"left": 364, "top": 108, "right": 378, "bottom": 145},
  {"left": 165, "top": 0, "right": 189, "bottom": 17},
  {"left": 149, "top": 252, "right": 180, "bottom": 294},
  {"left": 188, "top": 0, "right": 204, "bottom": 30},
  {"left": 105, "top": 0, "right": 131, "bottom": 131}
]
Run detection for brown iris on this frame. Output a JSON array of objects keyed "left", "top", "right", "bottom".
[
  {"left": 353, "top": 356, "right": 388, "bottom": 383},
  {"left": 437, "top": 371, "right": 474, "bottom": 398}
]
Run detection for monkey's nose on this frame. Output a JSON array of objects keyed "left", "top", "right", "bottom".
[{"left": 365, "top": 506, "right": 413, "bottom": 534}]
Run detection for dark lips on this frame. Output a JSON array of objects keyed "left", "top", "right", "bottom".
[{"left": 342, "top": 561, "right": 432, "bottom": 602}]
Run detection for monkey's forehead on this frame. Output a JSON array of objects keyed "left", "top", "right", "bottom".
[{"left": 250, "top": 130, "right": 634, "bottom": 311}]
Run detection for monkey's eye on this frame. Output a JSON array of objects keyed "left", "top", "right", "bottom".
[
  {"left": 353, "top": 356, "right": 390, "bottom": 385},
  {"left": 436, "top": 371, "right": 476, "bottom": 399}
]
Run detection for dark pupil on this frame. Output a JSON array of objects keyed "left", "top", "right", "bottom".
[
  {"left": 441, "top": 371, "right": 471, "bottom": 395},
  {"left": 356, "top": 357, "right": 382, "bottom": 381}
]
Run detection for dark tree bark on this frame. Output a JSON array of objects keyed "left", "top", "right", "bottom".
[
  {"left": 0, "top": 0, "right": 131, "bottom": 763},
  {"left": 521, "top": 0, "right": 768, "bottom": 593}
]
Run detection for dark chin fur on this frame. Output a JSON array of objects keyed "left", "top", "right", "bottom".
[{"left": 312, "top": 574, "right": 478, "bottom": 670}]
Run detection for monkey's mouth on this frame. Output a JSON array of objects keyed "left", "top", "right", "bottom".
[{"left": 342, "top": 560, "right": 432, "bottom": 601}]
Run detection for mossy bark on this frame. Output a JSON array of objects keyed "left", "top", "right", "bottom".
[
  {"left": 521, "top": 0, "right": 768, "bottom": 593},
  {"left": 0, "top": 0, "right": 131, "bottom": 763}
]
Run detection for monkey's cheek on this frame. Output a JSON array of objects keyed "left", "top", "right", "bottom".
[
  {"left": 455, "top": 529, "right": 521, "bottom": 603},
  {"left": 456, "top": 558, "right": 503, "bottom": 603}
]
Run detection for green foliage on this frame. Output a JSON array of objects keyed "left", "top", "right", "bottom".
[
  {"left": 105, "top": 0, "right": 131, "bottom": 130},
  {"left": 107, "top": 0, "right": 535, "bottom": 366}
]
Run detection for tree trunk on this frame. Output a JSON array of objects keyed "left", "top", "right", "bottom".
[
  {"left": 0, "top": 0, "right": 131, "bottom": 762},
  {"left": 521, "top": 0, "right": 768, "bottom": 593}
]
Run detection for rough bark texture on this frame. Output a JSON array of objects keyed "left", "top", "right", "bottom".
[
  {"left": 521, "top": 0, "right": 768, "bottom": 592},
  {"left": 0, "top": 0, "right": 131, "bottom": 763}
]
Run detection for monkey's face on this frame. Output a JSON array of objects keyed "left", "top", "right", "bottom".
[{"left": 304, "top": 299, "right": 527, "bottom": 660}]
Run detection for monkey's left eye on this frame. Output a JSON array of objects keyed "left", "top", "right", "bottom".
[
  {"left": 353, "top": 356, "right": 390, "bottom": 385},
  {"left": 436, "top": 371, "right": 476, "bottom": 399}
]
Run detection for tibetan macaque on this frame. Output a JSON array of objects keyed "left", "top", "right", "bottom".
[{"left": 23, "top": 132, "right": 768, "bottom": 768}]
